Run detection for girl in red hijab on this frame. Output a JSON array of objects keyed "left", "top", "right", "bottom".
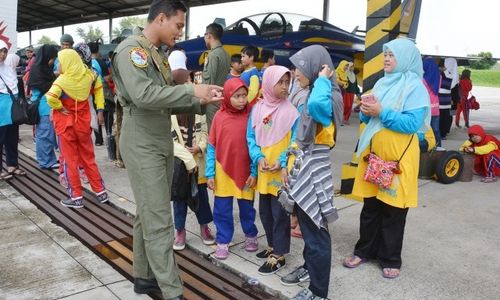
[
  {"left": 461, "top": 125, "right": 500, "bottom": 182},
  {"left": 205, "top": 78, "right": 258, "bottom": 260}
]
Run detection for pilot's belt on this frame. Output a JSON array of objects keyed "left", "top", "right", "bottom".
[{"left": 123, "top": 106, "right": 170, "bottom": 116}]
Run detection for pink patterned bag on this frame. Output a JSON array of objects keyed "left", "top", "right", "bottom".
[
  {"left": 363, "top": 153, "right": 400, "bottom": 189},
  {"left": 363, "top": 135, "right": 414, "bottom": 189}
]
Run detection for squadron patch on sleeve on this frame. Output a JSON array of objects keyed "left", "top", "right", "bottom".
[{"left": 129, "top": 47, "right": 148, "bottom": 68}]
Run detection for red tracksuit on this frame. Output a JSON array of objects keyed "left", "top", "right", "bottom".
[{"left": 52, "top": 95, "right": 105, "bottom": 199}]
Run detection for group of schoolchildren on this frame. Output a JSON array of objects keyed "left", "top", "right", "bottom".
[{"left": 169, "top": 42, "right": 340, "bottom": 299}]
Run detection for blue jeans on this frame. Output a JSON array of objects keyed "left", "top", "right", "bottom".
[
  {"left": 173, "top": 183, "right": 213, "bottom": 230},
  {"left": 430, "top": 116, "right": 441, "bottom": 147},
  {"left": 297, "top": 205, "right": 331, "bottom": 298},
  {"left": 213, "top": 196, "right": 258, "bottom": 244},
  {"left": 35, "top": 115, "right": 58, "bottom": 168}
]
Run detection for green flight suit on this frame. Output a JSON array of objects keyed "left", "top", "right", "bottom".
[
  {"left": 202, "top": 44, "right": 230, "bottom": 130},
  {"left": 111, "top": 32, "right": 203, "bottom": 299}
]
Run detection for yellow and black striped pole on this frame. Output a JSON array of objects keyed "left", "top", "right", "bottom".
[
  {"left": 363, "top": 0, "right": 402, "bottom": 92},
  {"left": 339, "top": 0, "right": 402, "bottom": 198}
]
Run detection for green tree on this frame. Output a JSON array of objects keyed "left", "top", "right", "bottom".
[
  {"left": 76, "top": 25, "right": 104, "bottom": 43},
  {"left": 37, "top": 35, "right": 57, "bottom": 45},
  {"left": 468, "top": 51, "right": 497, "bottom": 70},
  {"left": 112, "top": 16, "right": 146, "bottom": 38}
]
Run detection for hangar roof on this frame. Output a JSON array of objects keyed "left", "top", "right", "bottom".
[{"left": 17, "top": 0, "right": 242, "bottom": 32}]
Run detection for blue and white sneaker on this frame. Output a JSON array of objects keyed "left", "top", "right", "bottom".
[{"left": 60, "top": 197, "right": 84, "bottom": 209}]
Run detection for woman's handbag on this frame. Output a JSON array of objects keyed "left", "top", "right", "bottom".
[
  {"left": 363, "top": 135, "right": 414, "bottom": 189},
  {"left": 1, "top": 75, "right": 40, "bottom": 125},
  {"left": 468, "top": 94, "right": 480, "bottom": 110}
]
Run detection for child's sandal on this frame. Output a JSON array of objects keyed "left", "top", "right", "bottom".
[{"left": 481, "top": 177, "right": 497, "bottom": 183}]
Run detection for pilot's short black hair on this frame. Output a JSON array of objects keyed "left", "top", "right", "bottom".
[
  {"left": 147, "top": 0, "right": 187, "bottom": 22},
  {"left": 206, "top": 23, "right": 224, "bottom": 40},
  {"left": 231, "top": 54, "right": 242, "bottom": 63},
  {"left": 261, "top": 49, "right": 274, "bottom": 62},
  {"left": 87, "top": 42, "right": 99, "bottom": 54},
  {"left": 241, "top": 45, "right": 259, "bottom": 61}
]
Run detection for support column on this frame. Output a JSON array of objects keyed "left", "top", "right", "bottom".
[
  {"left": 109, "top": 14, "right": 113, "bottom": 43},
  {"left": 322, "top": 0, "right": 330, "bottom": 22},
  {"left": 339, "top": 0, "right": 402, "bottom": 197},
  {"left": 362, "top": 0, "right": 401, "bottom": 92},
  {"left": 185, "top": 6, "right": 190, "bottom": 40},
  {"left": 29, "top": 30, "right": 32, "bottom": 46}
]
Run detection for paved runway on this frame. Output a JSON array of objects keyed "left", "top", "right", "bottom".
[{"left": 1, "top": 86, "right": 499, "bottom": 299}]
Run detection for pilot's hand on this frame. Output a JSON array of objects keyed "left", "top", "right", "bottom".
[
  {"left": 319, "top": 64, "right": 334, "bottom": 79},
  {"left": 194, "top": 84, "right": 223, "bottom": 105}
]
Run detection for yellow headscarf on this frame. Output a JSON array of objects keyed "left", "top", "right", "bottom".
[
  {"left": 53, "top": 49, "right": 95, "bottom": 101},
  {"left": 335, "top": 60, "right": 349, "bottom": 82}
]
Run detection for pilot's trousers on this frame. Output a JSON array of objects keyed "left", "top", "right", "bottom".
[{"left": 120, "top": 111, "right": 182, "bottom": 299}]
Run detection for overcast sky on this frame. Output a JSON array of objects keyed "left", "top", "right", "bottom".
[{"left": 17, "top": 0, "right": 500, "bottom": 57}]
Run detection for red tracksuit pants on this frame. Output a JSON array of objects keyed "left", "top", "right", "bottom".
[
  {"left": 53, "top": 98, "right": 104, "bottom": 199},
  {"left": 343, "top": 92, "right": 355, "bottom": 123}
]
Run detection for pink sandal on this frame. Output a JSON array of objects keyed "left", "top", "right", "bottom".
[
  {"left": 382, "top": 268, "right": 400, "bottom": 279},
  {"left": 342, "top": 255, "right": 366, "bottom": 268},
  {"left": 291, "top": 228, "right": 303, "bottom": 238},
  {"left": 481, "top": 177, "right": 497, "bottom": 183}
]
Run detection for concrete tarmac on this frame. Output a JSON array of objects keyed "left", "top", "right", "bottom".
[{"left": 1, "top": 86, "right": 499, "bottom": 299}]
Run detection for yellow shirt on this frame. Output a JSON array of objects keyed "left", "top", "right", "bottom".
[
  {"left": 315, "top": 122, "right": 336, "bottom": 148},
  {"left": 214, "top": 161, "right": 254, "bottom": 200},
  {"left": 460, "top": 140, "right": 498, "bottom": 155},
  {"left": 352, "top": 128, "right": 419, "bottom": 208},
  {"left": 256, "top": 133, "right": 291, "bottom": 196}
]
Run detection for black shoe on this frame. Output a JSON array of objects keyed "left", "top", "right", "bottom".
[
  {"left": 280, "top": 266, "right": 310, "bottom": 285},
  {"left": 256, "top": 247, "right": 273, "bottom": 259},
  {"left": 134, "top": 278, "right": 161, "bottom": 294},
  {"left": 258, "top": 254, "right": 285, "bottom": 275}
]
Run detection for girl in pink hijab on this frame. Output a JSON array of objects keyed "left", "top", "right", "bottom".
[{"left": 247, "top": 65, "right": 299, "bottom": 275}]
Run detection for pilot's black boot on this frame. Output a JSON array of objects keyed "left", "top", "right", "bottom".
[{"left": 133, "top": 278, "right": 161, "bottom": 294}]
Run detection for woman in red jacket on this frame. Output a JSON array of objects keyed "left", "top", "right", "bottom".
[{"left": 455, "top": 69, "right": 472, "bottom": 128}]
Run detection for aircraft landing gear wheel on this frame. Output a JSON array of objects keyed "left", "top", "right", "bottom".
[{"left": 436, "top": 151, "right": 464, "bottom": 184}]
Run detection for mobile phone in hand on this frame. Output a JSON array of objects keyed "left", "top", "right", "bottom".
[{"left": 361, "top": 94, "right": 375, "bottom": 103}]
